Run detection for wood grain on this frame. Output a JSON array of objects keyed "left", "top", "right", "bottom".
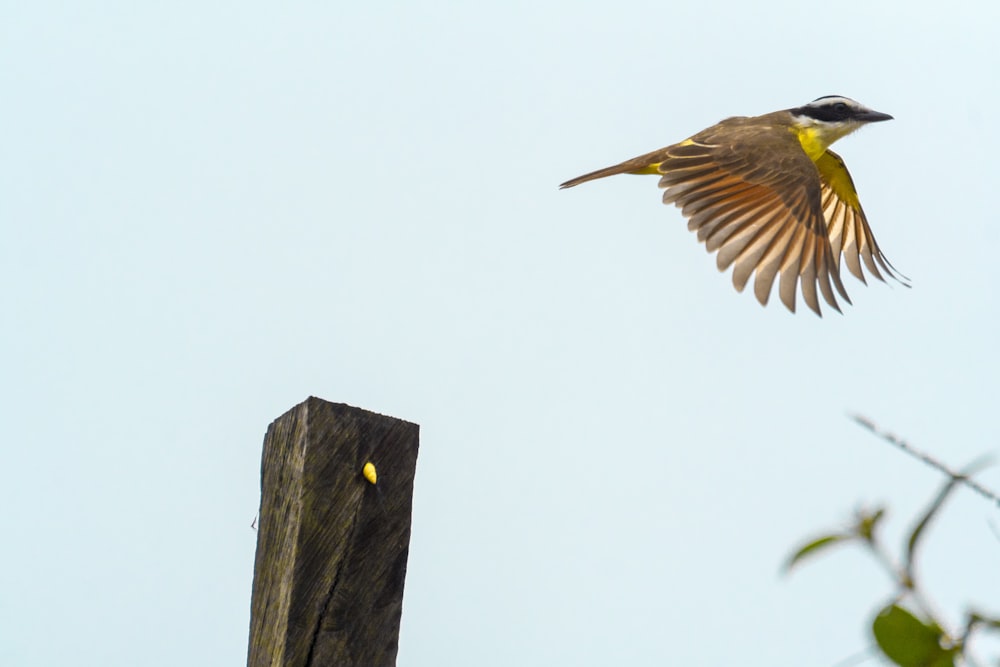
[{"left": 247, "top": 397, "right": 419, "bottom": 667}]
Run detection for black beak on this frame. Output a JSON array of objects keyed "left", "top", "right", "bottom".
[{"left": 859, "top": 109, "right": 893, "bottom": 123}]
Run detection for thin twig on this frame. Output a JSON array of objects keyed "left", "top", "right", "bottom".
[
  {"left": 850, "top": 414, "right": 1000, "bottom": 509},
  {"left": 830, "top": 645, "right": 876, "bottom": 667}
]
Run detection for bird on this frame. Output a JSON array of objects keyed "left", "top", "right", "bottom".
[{"left": 560, "top": 96, "right": 908, "bottom": 316}]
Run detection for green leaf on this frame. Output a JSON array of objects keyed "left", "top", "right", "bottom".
[
  {"left": 905, "top": 457, "right": 992, "bottom": 574},
  {"left": 783, "top": 534, "right": 852, "bottom": 573},
  {"left": 854, "top": 506, "right": 886, "bottom": 543},
  {"left": 871, "top": 603, "right": 955, "bottom": 667},
  {"left": 905, "top": 484, "right": 959, "bottom": 571}
]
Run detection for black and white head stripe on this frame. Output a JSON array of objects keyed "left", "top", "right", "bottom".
[{"left": 790, "top": 96, "right": 891, "bottom": 123}]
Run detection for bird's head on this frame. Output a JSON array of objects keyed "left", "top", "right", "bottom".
[{"left": 789, "top": 96, "right": 893, "bottom": 152}]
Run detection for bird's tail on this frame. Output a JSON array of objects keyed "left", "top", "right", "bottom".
[{"left": 559, "top": 152, "right": 665, "bottom": 189}]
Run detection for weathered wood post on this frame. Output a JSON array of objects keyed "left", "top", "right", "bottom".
[{"left": 247, "top": 397, "right": 419, "bottom": 667}]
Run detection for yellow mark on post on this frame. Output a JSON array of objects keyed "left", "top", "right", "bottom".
[{"left": 362, "top": 461, "right": 377, "bottom": 485}]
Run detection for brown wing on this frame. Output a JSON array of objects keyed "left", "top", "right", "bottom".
[
  {"left": 657, "top": 120, "right": 851, "bottom": 316},
  {"left": 818, "top": 150, "right": 909, "bottom": 286}
]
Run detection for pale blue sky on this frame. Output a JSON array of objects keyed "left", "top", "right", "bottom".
[{"left": 3, "top": 2, "right": 999, "bottom": 665}]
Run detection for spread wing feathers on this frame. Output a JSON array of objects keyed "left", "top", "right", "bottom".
[
  {"left": 657, "top": 130, "right": 850, "bottom": 315},
  {"left": 817, "top": 150, "right": 909, "bottom": 286}
]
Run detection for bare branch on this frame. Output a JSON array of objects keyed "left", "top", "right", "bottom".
[{"left": 849, "top": 414, "right": 1000, "bottom": 509}]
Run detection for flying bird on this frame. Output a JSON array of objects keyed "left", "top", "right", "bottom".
[{"left": 560, "top": 96, "right": 908, "bottom": 316}]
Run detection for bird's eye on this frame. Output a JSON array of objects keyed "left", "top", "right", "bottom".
[{"left": 834, "top": 102, "right": 848, "bottom": 112}]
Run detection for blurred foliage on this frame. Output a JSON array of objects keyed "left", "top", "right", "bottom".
[{"left": 786, "top": 419, "right": 1000, "bottom": 667}]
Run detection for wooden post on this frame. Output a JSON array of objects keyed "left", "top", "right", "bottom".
[{"left": 247, "top": 397, "right": 419, "bottom": 667}]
